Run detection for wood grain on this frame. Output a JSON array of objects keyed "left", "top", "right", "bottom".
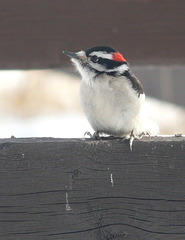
[
  {"left": 0, "top": 137, "right": 185, "bottom": 239},
  {"left": 0, "top": 0, "right": 185, "bottom": 69}
]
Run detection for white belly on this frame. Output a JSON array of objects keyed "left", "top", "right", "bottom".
[{"left": 79, "top": 76, "right": 145, "bottom": 137}]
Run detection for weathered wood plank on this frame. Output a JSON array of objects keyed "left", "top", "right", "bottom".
[
  {"left": 0, "top": 137, "right": 185, "bottom": 240},
  {"left": 0, "top": 0, "right": 185, "bottom": 69}
]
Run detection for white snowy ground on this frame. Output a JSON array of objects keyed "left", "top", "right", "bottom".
[
  {"left": 0, "top": 70, "right": 184, "bottom": 138},
  {"left": 0, "top": 112, "right": 92, "bottom": 138}
]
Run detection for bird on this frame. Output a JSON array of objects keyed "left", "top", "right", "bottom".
[{"left": 63, "top": 46, "right": 159, "bottom": 151}]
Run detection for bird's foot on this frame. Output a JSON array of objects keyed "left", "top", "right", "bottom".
[
  {"left": 84, "top": 131, "right": 101, "bottom": 140},
  {"left": 122, "top": 131, "right": 135, "bottom": 152},
  {"left": 84, "top": 131, "right": 93, "bottom": 138},
  {"left": 138, "top": 131, "right": 150, "bottom": 138},
  {"left": 129, "top": 130, "right": 135, "bottom": 152},
  {"left": 128, "top": 131, "right": 150, "bottom": 152}
]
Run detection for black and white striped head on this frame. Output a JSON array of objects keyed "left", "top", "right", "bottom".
[{"left": 63, "top": 46, "right": 129, "bottom": 79}]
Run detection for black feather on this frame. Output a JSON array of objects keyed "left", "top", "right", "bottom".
[
  {"left": 85, "top": 46, "right": 117, "bottom": 56},
  {"left": 122, "top": 70, "right": 144, "bottom": 96}
]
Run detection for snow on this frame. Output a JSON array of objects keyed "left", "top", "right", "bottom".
[{"left": 0, "top": 113, "right": 93, "bottom": 138}]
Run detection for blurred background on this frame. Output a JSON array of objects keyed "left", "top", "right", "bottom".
[{"left": 0, "top": 0, "right": 184, "bottom": 138}]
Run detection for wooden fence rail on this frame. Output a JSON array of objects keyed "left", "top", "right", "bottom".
[{"left": 0, "top": 136, "right": 185, "bottom": 240}]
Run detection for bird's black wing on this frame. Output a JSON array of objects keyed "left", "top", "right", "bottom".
[{"left": 122, "top": 70, "right": 144, "bottom": 97}]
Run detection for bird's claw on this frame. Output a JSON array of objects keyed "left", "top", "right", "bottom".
[
  {"left": 84, "top": 131, "right": 101, "bottom": 140},
  {"left": 138, "top": 131, "right": 150, "bottom": 138},
  {"left": 129, "top": 131, "right": 150, "bottom": 152},
  {"left": 84, "top": 131, "right": 93, "bottom": 138},
  {"left": 128, "top": 130, "right": 136, "bottom": 152},
  {"left": 129, "top": 135, "right": 134, "bottom": 152}
]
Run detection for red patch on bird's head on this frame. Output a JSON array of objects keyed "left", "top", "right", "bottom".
[{"left": 112, "top": 52, "right": 126, "bottom": 62}]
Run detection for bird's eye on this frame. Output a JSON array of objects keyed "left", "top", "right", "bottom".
[{"left": 90, "top": 55, "right": 99, "bottom": 63}]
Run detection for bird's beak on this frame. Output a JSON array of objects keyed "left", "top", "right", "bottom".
[{"left": 63, "top": 51, "right": 79, "bottom": 59}]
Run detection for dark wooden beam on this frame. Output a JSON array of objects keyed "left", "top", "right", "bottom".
[
  {"left": 0, "top": 0, "right": 185, "bottom": 69},
  {"left": 0, "top": 136, "right": 185, "bottom": 239}
]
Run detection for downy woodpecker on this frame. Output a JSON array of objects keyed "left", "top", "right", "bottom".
[{"left": 63, "top": 46, "right": 159, "bottom": 151}]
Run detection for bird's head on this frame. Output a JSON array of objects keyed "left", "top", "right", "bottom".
[{"left": 63, "top": 46, "right": 129, "bottom": 79}]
